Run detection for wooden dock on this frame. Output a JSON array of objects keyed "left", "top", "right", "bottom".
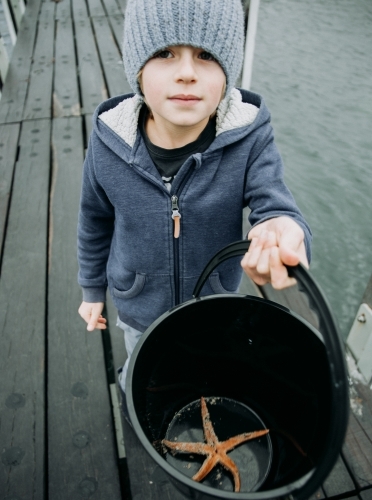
[{"left": 0, "top": 0, "right": 371, "bottom": 498}]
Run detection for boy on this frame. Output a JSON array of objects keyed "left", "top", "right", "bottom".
[{"left": 77, "top": 0, "right": 311, "bottom": 398}]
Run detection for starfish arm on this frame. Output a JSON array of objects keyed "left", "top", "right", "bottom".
[
  {"left": 192, "top": 453, "right": 220, "bottom": 482},
  {"left": 163, "top": 398, "right": 268, "bottom": 493},
  {"left": 221, "top": 429, "right": 269, "bottom": 453},
  {"left": 200, "top": 397, "right": 219, "bottom": 446},
  {"left": 219, "top": 453, "right": 241, "bottom": 492},
  {"left": 162, "top": 439, "right": 210, "bottom": 455}
]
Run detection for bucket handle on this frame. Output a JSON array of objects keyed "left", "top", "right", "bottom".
[
  {"left": 192, "top": 239, "right": 349, "bottom": 500},
  {"left": 192, "top": 239, "right": 347, "bottom": 390}
]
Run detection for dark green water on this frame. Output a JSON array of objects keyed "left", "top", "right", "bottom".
[{"left": 251, "top": 0, "right": 372, "bottom": 338}]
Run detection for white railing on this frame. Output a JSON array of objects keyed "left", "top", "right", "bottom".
[
  {"left": 241, "top": 0, "right": 260, "bottom": 90},
  {"left": 0, "top": 0, "right": 26, "bottom": 95},
  {"left": 347, "top": 275, "right": 372, "bottom": 384}
]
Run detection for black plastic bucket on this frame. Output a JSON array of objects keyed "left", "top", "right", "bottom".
[{"left": 126, "top": 241, "right": 349, "bottom": 500}]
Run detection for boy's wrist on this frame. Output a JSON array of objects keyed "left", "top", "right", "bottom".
[{"left": 82, "top": 286, "right": 107, "bottom": 303}]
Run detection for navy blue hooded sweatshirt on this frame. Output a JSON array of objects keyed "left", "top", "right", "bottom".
[{"left": 78, "top": 88, "right": 312, "bottom": 332}]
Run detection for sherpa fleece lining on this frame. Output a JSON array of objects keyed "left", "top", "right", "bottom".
[{"left": 99, "top": 88, "right": 259, "bottom": 147}]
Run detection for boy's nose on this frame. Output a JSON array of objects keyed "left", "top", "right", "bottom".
[{"left": 174, "top": 53, "right": 198, "bottom": 83}]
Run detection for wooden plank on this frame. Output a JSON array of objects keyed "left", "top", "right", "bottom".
[
  {"left": 350, "top": 381, "right": 372, "bottom": 448},
  {"left": 104, "top": 295, "right": 127, "bottom": 466},
  {"left": 73, "top": 16, "right": 108, "bottom": 114},
  {"left": 23, "top": 2, "right": 55, "bottom": 120},
  {"left": 322, "top": 456, "right": 356, "bottom": 497},
  {"left": 343, "top": 382, "right": 372, "bottom": 489},
  {"left": 53, "top": 16, "right": 81, "bottom": 117},
  {"left": 122, "top": 418, "right": 189, "bottom": 500},
  {"left": 106, "top": 294, "right": 127, "bottom": 387},
  {"left": 105, "top": 296, "right": 186, "bottom": 498},
  {"left": 85, "top": 113, "right": 93, "bottom": 141},
  {"left": 48, "top": 116, "right": 121, "bottom": 500},
  {"left": 104, "top": 296, "right": 132, "bottom": 496},
  {"left": 56, "top": 0, "right": 72, "bottom": 20},
  {"left": 115, "top": 0, "right": 127, "bottom": 14},
  {"left": 108, "top": 14, "right": 124, "bottom": 49},
  {"left": 71, "top": 0, "right": 89, "bottom": 20},
  {"left": 361, "top": 487, "right": 372, "bottom": 500},
  {"left": 87, "top": 0, "right": 105, "bottom": 17},
  {"left": 102, "top": 0, "right": 122, "bottom": 17},
  {"left": 0, "top": 118, "right": 50, "bottom": 499},
  {"left": 0, "top": 123, "right": 20, "bottom": 256},
  {"left": 92, "top": 15, "right": 130, "bottom": 97},
  {"left": 0, "top": 0, "right": 42, "bottom": 124},
  {"left": 307, "top": 488, "right": 325, "bottom": 500},
  {"left": 342, "top": 412, "right": 372, "bottom": 488}
]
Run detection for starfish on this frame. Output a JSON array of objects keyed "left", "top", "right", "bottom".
[{"left": 162, "top": 396, "right": 269, "bottom": 492}]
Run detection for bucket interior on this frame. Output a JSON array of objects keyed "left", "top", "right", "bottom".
[{"left": 130, "top": 295, "right": 332, "bottom": 494}]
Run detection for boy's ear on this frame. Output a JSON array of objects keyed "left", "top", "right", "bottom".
[
  {"left": 221, "top": 80, "right": 227, "bottom": 100},
  {"left": 136, "top": 69, "right": 144, "bottom": 95}
]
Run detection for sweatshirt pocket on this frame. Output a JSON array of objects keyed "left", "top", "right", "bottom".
[{"left": 112, "top": 273, "right": 146, "bottom": 299}]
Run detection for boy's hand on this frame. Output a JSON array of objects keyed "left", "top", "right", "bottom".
[
  {"left": 241, "top": 216, "right": 309, "bottom": 289},
  {"left": 78, "top": 301, "right": 107, "bottom": 331}
]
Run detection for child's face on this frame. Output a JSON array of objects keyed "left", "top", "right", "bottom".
[{"left": 141, "top": 45, "right": 226, "bottom": 130}]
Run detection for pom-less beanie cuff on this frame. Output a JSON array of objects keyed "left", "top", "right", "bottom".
[{"left": 123, "top": 0, "right": 245, "bottom": 96}]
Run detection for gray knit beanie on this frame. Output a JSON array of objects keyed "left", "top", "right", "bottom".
[{"left": 123, "top": 0, "right": 245, "bottom": 96}]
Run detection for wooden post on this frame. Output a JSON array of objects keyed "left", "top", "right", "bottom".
[
  {"left": 361, "top": 274, "right": 372, "bottom": 309},
  {"left": 241, "top": 0, "right": 260, "bottom": 90},
  {"left": 347, "top": 274, "right": 372, "bottom": 383}
]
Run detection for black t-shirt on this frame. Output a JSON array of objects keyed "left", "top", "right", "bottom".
[{"left": 139, "top": 106, "right": 216, "bottom": 190}]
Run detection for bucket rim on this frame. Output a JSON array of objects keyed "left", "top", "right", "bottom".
[{"left": 126, "top": 293, "right": 348, "bottom": 499}]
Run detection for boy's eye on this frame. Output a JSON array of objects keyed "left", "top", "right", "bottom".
[
  {"left": 199, "top": 51, "right": 216, "bottom": 61},
  {"left": 154, "top": 50, "right": 172, "bottom": 59}
]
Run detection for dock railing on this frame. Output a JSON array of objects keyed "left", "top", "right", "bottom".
[
  {"left": 0, "top": 0, "right": 27, "bottom": 91},
  {"left": 347, "top": 274, "right": 372, "bottom": 384}
]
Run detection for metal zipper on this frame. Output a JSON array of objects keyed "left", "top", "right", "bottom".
[
  {"left": 171, "top": 195, "right": 181, "bottom": 305},
  {"left": 171, "top": 195, "right": 181, "bottom": 238},
  {"left": 169, "top": 160, "right": 196, "bottom": 305}
]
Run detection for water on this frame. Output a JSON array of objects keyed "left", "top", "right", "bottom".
[{"left": 251, "top": 0, "right": 372, "bottom": 338}]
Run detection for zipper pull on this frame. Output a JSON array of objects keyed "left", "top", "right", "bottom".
[{"left": 171, "top": 195, "right": 181, "bottom": 238}]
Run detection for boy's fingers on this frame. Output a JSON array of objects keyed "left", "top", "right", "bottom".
[
  {"left": 256, "top": 247, "right": 271, "bottom": 276},
  {"left": 280, "top": 240, "right": 309, "bottom": 269},
  {"left": 242, "top": 236, "right": 260, "bottom": 268},
  {"left": 257, "top": 231, "right": 276, "bottom": 274},
  {"left": 87, "top": 311, "right": 104, "bottom": 331},
  {"left": 245, "top": 218, "right": 307, "bottom": 289},
  {"left": 243, "top": 231, "right": 270, "bottom": 268},
  {"left": 79, "top": 309, "right": 92, "bottom": 324},
  {"left": 96, "top": 316, "right": 107, "bottom": 329},
  {"left": 241, "top": 232, "right": 277, "bottom": 285},
  {"left": 277, "top": 225, "right": 308, "bottom": 267},
  {"left": 270, "top": 247, "right": 297, "bottom": 289},
  {"left": 92, "top": 323, "right": 107, "bottom": 330}
]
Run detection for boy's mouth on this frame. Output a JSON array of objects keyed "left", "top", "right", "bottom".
[{"left": 169, "top": 94, "right": 201, "bottom": 102}]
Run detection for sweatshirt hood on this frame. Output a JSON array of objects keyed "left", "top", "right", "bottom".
[{"left": 93, "top": 88, "right": 270, "bottom": 157}]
